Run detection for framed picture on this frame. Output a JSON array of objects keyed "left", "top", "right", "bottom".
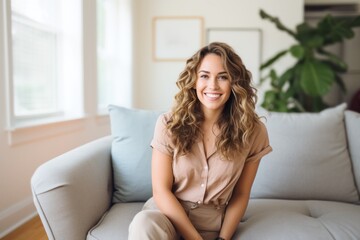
[
  {"left": 153, "top": 16, "right": 204, "bottom": 61},
  {"left": 207, "top": 28, "right": 262, "bottom": 84}
]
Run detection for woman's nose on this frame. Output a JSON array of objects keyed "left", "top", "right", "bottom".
[{"left": 208, "top": 77, "right": 219, "bottom": 89}]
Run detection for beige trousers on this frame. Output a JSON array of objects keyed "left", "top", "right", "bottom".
[{"left": 128, "top": 198, "right": 225, "bottom": 240}]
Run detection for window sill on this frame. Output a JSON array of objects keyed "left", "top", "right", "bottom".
[{"left": 7, "top": 114, "right": 88, "bottom": 146}]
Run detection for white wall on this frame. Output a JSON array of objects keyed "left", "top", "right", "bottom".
[
  {"left": 132, "top": 0, "right": 304, "bottom": 111},
  {"left": 0, "top": 0, "right": 304, "bottom": 237}
]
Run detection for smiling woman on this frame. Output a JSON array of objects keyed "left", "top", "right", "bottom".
[{"left": 128, "top": 42, "right": 272, "bottom": 240}]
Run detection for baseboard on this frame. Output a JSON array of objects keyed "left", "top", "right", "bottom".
[{"left": 0, "top": 196, "right": 37, "bottom": 238}]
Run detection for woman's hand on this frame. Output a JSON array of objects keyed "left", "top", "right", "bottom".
[
  {"left": 218, "top": 160, "right": 261, "bottom": 239},
  {"left": 152, "top": 148, "right": 202, "bottom": 240}
]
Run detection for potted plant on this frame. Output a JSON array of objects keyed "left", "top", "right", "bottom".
[{"left": 259, "top": 9, "right": 360, "bottom": 112}]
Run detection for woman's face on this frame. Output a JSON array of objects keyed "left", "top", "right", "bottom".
[{"left": 195, "top": 53, "right": 231, "bottom": 117}]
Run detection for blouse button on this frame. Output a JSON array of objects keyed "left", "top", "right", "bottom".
[
  {"left": 197, "top": 200, "right": 202, "bottom": 204},
  {"left": 201, "top": 183, "right": 205, "bottom": 188}
]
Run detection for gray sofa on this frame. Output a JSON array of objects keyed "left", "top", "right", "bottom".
[{"left": 31, "top": 104, "right": 360, "bottom": 240}]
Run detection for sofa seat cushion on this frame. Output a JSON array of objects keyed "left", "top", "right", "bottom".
[
  {"left": 236, "top": 199, "right": 360, "bottom": 240},
  {"left": 87, "top": 200, "right": 360, "bottom": 240},
  {"left": 87, "top": 202, "right": 144, "bottom": 240}
]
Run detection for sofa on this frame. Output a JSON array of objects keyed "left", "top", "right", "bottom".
[{"left": 31, "top": 103, "right": 360, "bottom": 240}]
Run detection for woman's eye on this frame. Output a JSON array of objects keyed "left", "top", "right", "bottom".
[
  {"left": 200, "top": 75, "right": 208, "bottom": 79},
  {"left": 219, "top": 75, "right": 229, "bottom": 80}
]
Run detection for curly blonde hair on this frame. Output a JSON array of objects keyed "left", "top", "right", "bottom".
[{"left": 167, "top": 42, "right": 260, "bottom": 160}]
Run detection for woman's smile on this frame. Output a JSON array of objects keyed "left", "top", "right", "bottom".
[{"left": 204, "top": 92, "right": 222, "bottom": 100}]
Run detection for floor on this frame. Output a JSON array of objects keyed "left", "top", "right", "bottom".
[{"left": 1, "top": 215, "right": 47, "bottom": 240}]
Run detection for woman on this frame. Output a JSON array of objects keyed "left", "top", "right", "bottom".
[{"left": 129, "top": 42, "right": 272, "bottom": 240}]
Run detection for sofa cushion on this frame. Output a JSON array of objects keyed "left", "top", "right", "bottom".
[
  {"left": 251, "top": 104, "right": 359, "bottom": 202},
  {"left": 345, "top": 110, "right": 360, "bottom": 195},
  {"left": 108, "top": 105, "right": 162, "bottom": 203},
  {"left": 235, "top": 199, "right": 360, "bottom": 240},
  {"left": 87, "top": 202, "right": 144, "bottom": 240}
]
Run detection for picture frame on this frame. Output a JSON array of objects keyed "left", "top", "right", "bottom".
[
  {"left": 153, "top": 16, "right": 204, "bottom": 61},
  {"left": 207, "top": 28, "right": 262, "bottom": 84}
]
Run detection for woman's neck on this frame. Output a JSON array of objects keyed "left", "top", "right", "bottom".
[
  {"left": 202, "top": 108, "right": 222, "bottom": 125},
  {"left": 201, "top": 112, "right": 221, "bottom": 135}
]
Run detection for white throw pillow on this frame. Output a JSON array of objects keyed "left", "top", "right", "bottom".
[
  {"left": 345, "top": 110, "right": 360, "bottom": 196},
  {"left": 251, "top": 104, "right": 359, "bottom": 203}
]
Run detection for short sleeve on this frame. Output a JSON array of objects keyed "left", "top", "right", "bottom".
[
  {"left": 246, "top": 121, "right": 272, "bottom": 163},
  {"left": 150, "top": 113, "right": 174, "bottom": 156}
]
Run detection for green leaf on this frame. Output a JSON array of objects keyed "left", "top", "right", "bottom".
[
  {"left": 295, "top": 23, "right": 321, "bottom": 46},
  {"left": 261, "top": 90, "right": 290, "bottom": 112},
  {"left": 285, "top": 84, "right": 296, "bottom": 99},
  {"left": 296, "top": 24, "right": 312, "bottom": 41},
  {"left": 310, "top": 96, "right": 328, "bottom": 112},
  {"left": 300, "top": 60, "right": 335, "bottom": 96},
  {"left": 290, "top": 45, "right": 304, "bottom": 59},
  {"left": 279, "top": 67, "right": 295, "bottom": 88},
  {"left": 296, "top": 23, "right": 324, "bottom": 48},
  {"left": 277, "top": 102, "right": 289, "bottom": 112},
  {"left": 269, "top": 69, "right": 278, "bottom": 88},
  {"left": 261, "top": 91, "right": 277, "bottom": 110},
  {"left": 270, "top": 74, "right": 282, "bottom": 89},
  {"left": 317, "top": 48, "right": 348, "bottom": 72},
  {"left": 259, "top": 69, "right": 278, "bottom": 85},
  {"left": 263, "top": 90, "right": 277, "bottom": 102},
  {"left": 296, "top": 22, "right": 313, "bottom": 34},
  {"left": 318, "top": 15, "right": 358, "bottom": 45},
  {"left": 260, "top": 50, "right": 288, "bottom": 70},
  {"left": 305, "top": 35, "right": 324, "bottom": 48},
  {"left": 321, "top": 60, "right": 347, "bottom": 74},
  {"left": 336, "top": 16, "right": 360, "bottom": 28}
]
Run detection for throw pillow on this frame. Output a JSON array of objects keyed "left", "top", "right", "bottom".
[
  {"left": 345, "top": 110, "right": 360, "bottom": 195},
  {"left": 108, "top": 105, "right": 162, "bottom": 203},
  {"left": 251, "top": 104, "right": 359, "bottom": 202}
]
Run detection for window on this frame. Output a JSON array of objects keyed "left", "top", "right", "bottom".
[
  {"left": 12, "top": 11, "right": 58, "bottom": 116},
  {"left": 3, "top": 0, "right": 133, "bottom": 130},
  {"left": 5, "top": 0, "right": 82, "bottom": 128},
  {"left": 96, "top": 0, "right": 133, "bottom": 112}
]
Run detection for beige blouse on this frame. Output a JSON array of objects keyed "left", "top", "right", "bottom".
[{"left": 151, "top": 113, "right": 272, "bottom": 206}]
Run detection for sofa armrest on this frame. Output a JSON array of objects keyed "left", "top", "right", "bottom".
[{"left": 31, "top": 136, "right": 113, "bottom": 240}]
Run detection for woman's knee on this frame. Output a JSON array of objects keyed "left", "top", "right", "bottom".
[
  {"left": 130, "top": 210, "right": 171, "bottom": 231},
  {"left": 129, "top": 210, "right": 177, "bottom": 239}
]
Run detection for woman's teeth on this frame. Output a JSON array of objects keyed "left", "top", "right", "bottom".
[{"left": 205, "top": 93, "right": 220, "bottom": 98}]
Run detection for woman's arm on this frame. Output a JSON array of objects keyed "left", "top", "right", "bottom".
[
  {"left": 218, "top": 160, "right": 261, "bottom": 240},
  {"left": 152, "top": 148, "right": 203, "bottom": 240}
]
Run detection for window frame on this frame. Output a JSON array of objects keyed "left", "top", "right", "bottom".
[
  {"left": 3, "top": 0, "right": 84, "bottom": 131},
  {"left": 11, "top": 11, "right": 64, "bottom": 119},
  {"left": 1, "top": 0, "right": 132, "bottom": 145}
]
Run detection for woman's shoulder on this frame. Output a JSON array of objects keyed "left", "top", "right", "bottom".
[
  {"left": 157, "top": 111, "right": 172, "bottom": 123},
  {"left": 251, "top": 118, "right": 269, "bottom": 140},
  {"left": 154, "top": 111, "right": 176, "bottom": 134}
]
